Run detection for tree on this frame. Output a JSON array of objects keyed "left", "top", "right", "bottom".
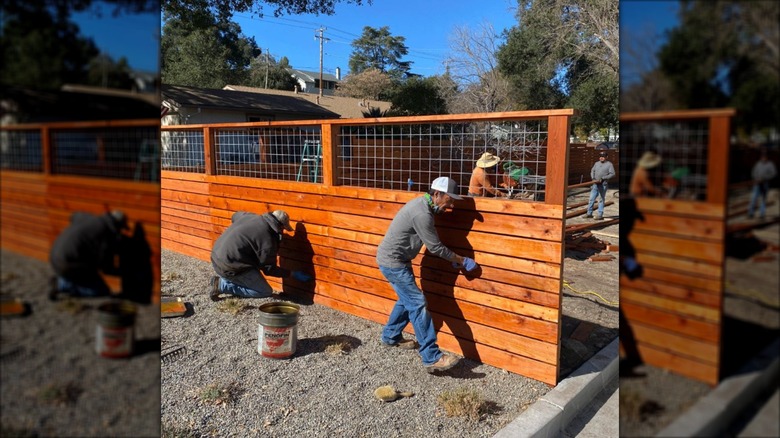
[
  {"left": 444, "top": 22, "right": 513, "bottom": 113},
  {"left": 386, "top": 76, "right": 448, "bottom": 116},
  {"left": 164, "top": 0, "right": 370, "bottom": 20},
  {"left": 161, "top": 5, "right": 260, "bottom": 88},
  {"left": 248, "top": 54, "right": 298, "bottom": 91},
  {"left": 1, "top": 3, "right": 99, "bottom": 89},
  {"left": 657, "top": 1, "right": 779, "bottom": 136},
  {"left": 348, "top": 26, "right": 411, "bottom": 79},
  {"left": 335, "top": 68, "right": 394, "bottom": 100},
  {"left": 86, "top": 54, "right": 136, "bottom": 89},
  {"left": 497, "top": 0, "right": 619, "bottom": 136}
]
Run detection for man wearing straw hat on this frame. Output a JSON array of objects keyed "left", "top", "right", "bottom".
[
  {"left": 630, "top": 150, "right": 663, "bottom": 197},
  {"left": 209, "top": 210, "right": 312, "bottom": 301},
  {"left": 377, "top": 176, "right": 478, "bottom": 374},
  {"left": 468, "top": 152, "right": 504, "bottom": 197},
  {"left": 585, "top": 151, "right": 616, "bottom": 220}
]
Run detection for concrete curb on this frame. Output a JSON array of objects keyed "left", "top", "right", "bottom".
[
  {"left": 493, "top": 337, "right": 619, "bottom": 438},
  {"left": 656, "top": 338, "right": 780, "bottom": 437}
]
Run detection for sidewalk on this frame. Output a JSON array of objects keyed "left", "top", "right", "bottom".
[
  {"left": 493, "top": 337, "right": 619, "bottom": 438},
  {"left": 657, "top": 338, "right": 780, "bottom": 437}
]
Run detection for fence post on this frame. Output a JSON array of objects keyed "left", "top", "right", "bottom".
[
  {"left": 545, "top": 115, "right": 571, "bottom": 206},
  {"left": 42, "top": 126, "right": 52, "bottom": 175},
  {"left": 707, "top": 115, "right": 731, "bottom": 205},
  {"left": 322, "top": 122, "right": 340, "bottom": 186},
  {"left": 204, "top": 126, "right": 216, "bottom": 175}
]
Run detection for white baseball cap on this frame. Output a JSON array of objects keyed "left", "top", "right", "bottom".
[{"left": 430, "top": 177, "right": 462, "bottom": 200}]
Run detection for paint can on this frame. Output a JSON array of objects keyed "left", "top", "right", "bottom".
[
  {"left": 96, "top": 301, "right": 136, "bottom": 358},
  {"left": 257, "top": 302, "right": 300, "bottom": 359}
]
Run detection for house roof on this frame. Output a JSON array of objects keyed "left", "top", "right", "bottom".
[
  {"left": 287, "top": 68, "right": 340, "bottom": 83},
  {"left": 161, "top": 84, "right": 340, "bottom": 119},
  {"left": 1, "top": 85, "right": 159, "bottom": 123},
  {"left": 224, "top": 85, "right": 392, "bottom": 119}
]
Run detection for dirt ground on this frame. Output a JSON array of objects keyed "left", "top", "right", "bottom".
[
  {"left": 618, "top": 188, "right": 780, "bottom": 437},
  {"left": 559, "top": 188, "right": 620, "bottom": 379}
]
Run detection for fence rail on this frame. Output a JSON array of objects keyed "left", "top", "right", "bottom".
[
  {"left": 162, "top": 110, "right": 575, "bottom": 385},
  {"left": 1, "top": 119, "right": 162, "bottom": 301}
]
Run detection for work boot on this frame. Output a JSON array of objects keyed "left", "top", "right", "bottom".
[
  {"left": 425, "top": 353, "right": 460, "bottom": 373},
  {"left": 209, "top": 276, "right": 221, "bottom": 301},
  {"left": 595, "top": 215, "right": 604, "bottom": 220},
  {"left": 48, "top": 276, "right": 59, "bottom": 301},
  {"left": 382, "top": 338, "right": 419, "bottom": 350},
  {"left": 585, "top": 214, "right": 593, "bottom": 218}
]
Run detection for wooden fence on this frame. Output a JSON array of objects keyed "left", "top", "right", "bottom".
[
  {"left": 161, "top": 110, "right": 575, "bottom": 385},
  {"left": 0, "top": 119, "right": 161, "bottom": 301},
  {"left": 619, "top": 109, "right": 735, "bottom": 385}
]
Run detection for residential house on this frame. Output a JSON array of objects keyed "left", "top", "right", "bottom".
[
  {"left": 223, "top": 84, "right": 392, "bottom": 119},
  {"left": 287, "top": 68, "right": 342, "bottom": 96},
  {"left": 161, "top": 84, "right": 340, "bottom": 126}
]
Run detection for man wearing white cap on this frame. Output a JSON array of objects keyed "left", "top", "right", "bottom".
[
  {"left": 376, "top": 177, "right": 478, "bottom": 373},
  {"left": 210, "top": 210, "right": 312, "bottom": 300},
  {"left": 468, "top": 152, "right": 504, "bottom": 197}
]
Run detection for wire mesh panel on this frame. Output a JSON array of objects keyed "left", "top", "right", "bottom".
[
  {"left": 161, "top": 130, "right": 205, "bottom": 173},
  {"left": 52, "top": 127, "right": 159, "bottom": 181},
  {"left": 338, "top": 120, "right": 549, "bottom": 201},
  {"left": 214, "top": 127, "right": 323, "bottom": 182},
  {"left": 620, "top": 119, "right": 709, "bottom": 201},
  {"left": 0, "top": 130, "right": 42, "bottom": 172}
]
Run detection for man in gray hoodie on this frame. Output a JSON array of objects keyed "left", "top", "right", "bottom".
[
  {"left": 748, "top": 148, "right": 777, "bottom": 219},
  {"left": 376, "top": 177, "right": 478, "bottom": 373},
  {"left": 210, "top": 210, "right": 311, "bottom": 300},
  {"left": 586, "top": 151, "right": 616, "bottom": 220}
]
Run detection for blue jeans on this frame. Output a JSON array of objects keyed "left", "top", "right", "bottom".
[
  {"left": 218, "top": 269, "right": 274, "bottom": 298},
  {"left": 747, "top": 182, "right": 769, "bottom": 218},
  {"left": 379, "top": 265, "right": 442, "bottom": 366},
  {"left": 587, "top": 182, "right": 608, "bottom": 216},
  {"left": 57, "top": 273, "right": 111, "bottom": 297}
]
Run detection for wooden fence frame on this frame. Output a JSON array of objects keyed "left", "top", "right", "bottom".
[
  {"left": 161, "top": 109, "right": 576, "bottom": 385},
  {"left": 0, "top": 119, "right": 162, "bottom": 301},
  {"left": 619, "top": 108, "right": 735, "bottom": 385}
]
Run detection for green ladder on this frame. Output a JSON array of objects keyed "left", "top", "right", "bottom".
[{"left": 296, "top": 140, "right": 321, "bottom": 182}]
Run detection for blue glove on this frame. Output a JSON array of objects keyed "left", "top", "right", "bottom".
[
  {"left": 291, "top": 271, "right": 312, "bottom": 282},
  {"left": 462, "top": 257, "right": 478, "bottom": 272}
]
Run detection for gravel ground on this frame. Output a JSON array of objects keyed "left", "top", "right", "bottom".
[
  {"left": 158, "top": 191, "right": 619, "bottom": 438},
  {"left": 618, "top": 189, "right": 780, "bottom": 437},
  {"left": 0, "top": 250, "right": 160, "bottom": 437},
  {"left": 0, "top": 191, "right": 619, "bottom": 438},
  {"left": 160, "top": 249, "right": 551, "bottom": 438}
]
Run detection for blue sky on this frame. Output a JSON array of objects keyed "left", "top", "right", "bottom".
[
  {"left": 74, "top": 0, "right": 519, "bottom": 77},
  {"left": 71, "top": 0, "right": 683, "bottom": 80},
  {"left": 71, "top": 3, "right": 160, "bottom": 73},
  {"left": 619, "top": 0, "right": 680, "bottom": 85},
  {"left": 232, "top": 0, "right": 520, "bottom": 77}
]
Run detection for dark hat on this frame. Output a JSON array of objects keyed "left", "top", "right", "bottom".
[
  {"left": 271, "top": 210, "right": 294, "bottom": 231},
  {"left": 599, "top": 151, "right": 608, "bottom": 157},
  {"left": 109, "top": 209, "right": 129, "bottom": 230}
]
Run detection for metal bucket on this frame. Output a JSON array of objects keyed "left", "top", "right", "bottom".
[
  {"left": 257, "top": 302, "right": 299, "bottom": 359},
  {"left": 96, "top": 301, "right": 136, "bottom": 358}
]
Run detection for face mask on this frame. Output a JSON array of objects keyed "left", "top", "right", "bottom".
[{"left": 425, "top": 193, "right": 443, "bottom": 214}]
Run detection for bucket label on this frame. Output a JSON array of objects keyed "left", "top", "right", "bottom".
[
  {"left": 96, "top": 326, "right": 133, "bottom": 358},
  {"left": 258, "top": 325, "right": 297, "bottom": 358}
]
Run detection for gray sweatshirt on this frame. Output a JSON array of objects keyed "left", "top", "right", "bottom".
[
  {"left": 376, "top": 196, "right": 456, "bottom": 268},
  {"left": 591, "top": 160, "right": 616, "bottom": 182},
  {"left": 752, "top": 159, "right": 777, "bottom": 182}
]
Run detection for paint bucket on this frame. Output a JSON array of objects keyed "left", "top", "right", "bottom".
[
  {"left": 257, "top": 302, "right": 300, "bottom": 359},
  {"left": 96, "top": 301, "right": 136, "bottom": 358}
]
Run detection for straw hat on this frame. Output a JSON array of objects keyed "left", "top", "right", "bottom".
[
  {"left": 476, "top": 152, "right": 501, "bottom": 168},
  {"left": 637, "top": 151, "right": 662, "bottom": 169}
]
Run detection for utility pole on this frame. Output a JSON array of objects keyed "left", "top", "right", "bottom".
[
  {"left": 315, "top": 27, "right": 329, "bottom": 97},
  {"left": 264, "top": 48, "right": 269, "bottom": 89}
]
